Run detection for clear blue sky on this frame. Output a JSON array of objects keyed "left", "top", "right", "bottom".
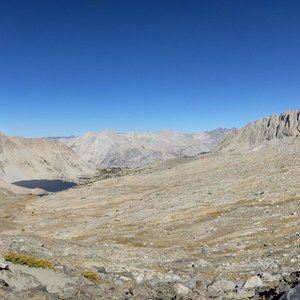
[{"left": 0, "top": 0, "right": 299, "bottom": 137}]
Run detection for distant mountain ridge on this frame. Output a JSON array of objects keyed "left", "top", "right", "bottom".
[
  {"left": 0, "top": 132, "right": 95, "bottom": 182},
  {"left": 217, "top": 110, "right": 300, "bottom": 152},
  {"left": 60, "top": 128, "right": 231, "bottom": 168},
  {"left": 47, "top": 135, "right": 76, "bottom": 140}
]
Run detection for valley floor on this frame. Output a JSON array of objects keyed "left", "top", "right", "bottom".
[{"left": 1, "top": 141, "right": 300, "bottom": 298}]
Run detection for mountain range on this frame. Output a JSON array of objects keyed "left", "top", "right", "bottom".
[
  {"left": 60, "top": 128, "right": 231, "bottom": 168},
  {"left": 1, "top": 110, "right": 300, "bottom": 299},
  {"left": 0, "top": 110, "right": 299, "bottom": 192}
]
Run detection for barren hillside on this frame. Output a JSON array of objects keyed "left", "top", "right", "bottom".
[{"left": 0, "top": 132, "right": 95, "bottom": 182}]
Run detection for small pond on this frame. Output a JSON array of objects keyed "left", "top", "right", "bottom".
[{"left": 12, "top": 180, "right": 78, "bottom": 192}]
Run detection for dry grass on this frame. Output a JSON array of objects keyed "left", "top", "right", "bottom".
[
  {"left": 80, "top": 270, "right": 103, "bottom": 284},
  {"left": 4, "top": 253, "right": 55, "bottom": 270}
]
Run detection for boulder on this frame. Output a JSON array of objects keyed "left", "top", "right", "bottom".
[
  {"left": 173, "top": 283, "right": 191, "bottom": 295},
  {"left": 91, "top": 266, "right": 107, "bottom": 274},
  {"left": 261, "top": 272, "right": 280, "bottom": 287},
  {"left": 243, "top": 275, "right": 263, "bottom": 290},
  {"left": 0, "top": 269, "right": 42, "bottom": 291},
  {"left": 232, "top": 288, "right": 256, "bottom": 299},
  {"left": 206, "top": 279, "right": 236, "bottom": 298},
  {"left": 280, "top": 284, "right": 300, "bottom": 300},
  {"left": 0, "top": 259, "right": 9, "bottom": 270}
]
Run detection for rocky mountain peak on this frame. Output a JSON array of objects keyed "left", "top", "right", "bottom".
[{"left": 217, "top": 110, "right": 300, "bottom": 151}]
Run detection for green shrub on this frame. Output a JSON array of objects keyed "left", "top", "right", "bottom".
[
  {"left": 4, "top": 253, "right": 55, "bottom": 270},
  {"left": 80, "top": 270, "right": 103, "bottom": 284}
]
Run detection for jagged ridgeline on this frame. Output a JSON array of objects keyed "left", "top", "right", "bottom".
[{"left": 217, "top": 110, "right": 300, "bottom": 151}]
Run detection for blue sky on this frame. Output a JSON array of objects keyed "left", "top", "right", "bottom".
[{"left": 0, "top": 0, "right": 299, "bottom": 137}]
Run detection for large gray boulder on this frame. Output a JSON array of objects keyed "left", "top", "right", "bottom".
[{"left": 280, "top": 284, "right": 300, "bottom": 300}]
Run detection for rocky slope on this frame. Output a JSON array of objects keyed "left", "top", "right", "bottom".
[
  {"left": 60, "top": 128, "right": 230, "bottom": 168},
  {"left": 217, "top": 110, "right": 300, "bottom": 151},
  {"left": 1, "top": 132, "right": 300, "bottom": 298},
  {"left": 1, "top": 112, "right": 300, "bottom": 298},
  {"left": 0, "top": 132, "right": 95, "bottom": 182}
]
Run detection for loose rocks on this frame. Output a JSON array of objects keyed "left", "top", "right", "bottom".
[{"left": 206, "top": 279, "right": 236, "bottom": 298}]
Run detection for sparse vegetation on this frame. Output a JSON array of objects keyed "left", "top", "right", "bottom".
[
  {"left": 80, "top": 270, "right": 103, "bottom": 284},
  {"left": 4, "top": 253, "right": 55, "bottom": 270}
]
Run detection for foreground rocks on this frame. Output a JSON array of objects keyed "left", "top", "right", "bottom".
[
  {"left": 1, "top": 256, "right": 300, "bottom": 299},
  {"left": 204, "top": 272, "right": 300, "bottom": 299}
]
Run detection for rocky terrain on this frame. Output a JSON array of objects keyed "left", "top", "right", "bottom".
[
  {"left": 60, "top": 128, "right": 230, "bottom": 168},
  {"left": 0, "top": 111, "right": 300, "bottom": 299},
  {"left": 0, "top": 132, "right": 95, "bottom": 183},
  {"left": 217, "top": 110, "right": 300, "bottom": 152}
]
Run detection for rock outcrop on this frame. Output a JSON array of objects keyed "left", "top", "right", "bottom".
[{"left": 217, "top": 110, "right": 300, "bottom": 152}]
